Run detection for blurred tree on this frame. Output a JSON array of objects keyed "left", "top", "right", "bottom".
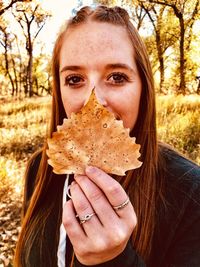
[
  {"left": 138, "top": 2, "right": 179, "bottom": 93},
  {"left": 32, "top": 50, "right": 52, "bottom": 96},
  {"left": 0, "top": 23, "right": 25, "bottom": 96},
  {"left": 96, "top": 0, "right": 176, "bottom": 92},
  {"left": 0, "top": 18, "right": 18, "bottom": 95},
  {"left": 12, "top": 1, "right": 51, "bottom": 97},
  {"left": 95, "top": 0, "right": 200, "bottom": 94},
  {"left": 0, "top": 0, "right": 30, "bottom": 16},
  {"left": 13, "top": 33, "right": 24, "bottom": 96},
  {"left": 149, "top": 0, "right": 200, "bottom": 94},
  {"left": 196, "top": 76, "right": 200, "bottom": 95},
  {"left": 142, "top": 3, "right": 166, "bottom": 92},
  {"left": 184, "top": 31, "right": 200, "bottom": 93},
  {"left": 131, "top": 5, "right": 147, "bottom": 30}
]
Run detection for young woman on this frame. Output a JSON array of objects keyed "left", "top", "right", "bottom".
[{"left": 14, "top": 5, "right": 200, "bottom": 267}]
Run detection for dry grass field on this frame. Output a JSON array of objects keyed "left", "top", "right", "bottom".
[
  {"left": 156, "top": 94, "right": 200, "bottom": 163},
  {"left": 0, "top": 94, "right": 200, "bottom": 266}
]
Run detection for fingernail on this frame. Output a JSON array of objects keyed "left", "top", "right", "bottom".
[{"left": 86, "top": 166, "right": 96, "bottom": 173}]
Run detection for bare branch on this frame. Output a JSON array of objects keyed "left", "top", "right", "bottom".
[
  {"left": 149, "top": 0, "right": 174, "bottom": 8},
  {"left": 30, "top": 5, "right": 39, "bottom": 24},
  {"left": 0, "top": 0, "right": 29, "bottom": 16},
  {"left": 33, "top": 21, "right": 45, "bottom": 42},
  {"left": 0, "top": 40, "right": 5, "bottom": 48}
]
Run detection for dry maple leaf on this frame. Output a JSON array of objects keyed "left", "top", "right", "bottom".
[{"left": 46, "top": 90, "right": 142, "bottom": 175}]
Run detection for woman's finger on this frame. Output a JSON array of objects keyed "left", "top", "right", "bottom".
[
  {"left": 74, "top": 175, "right": 121, "bottom": 226},
  {"left": 70, "top": 181, "right": 102, "bottom": 235},
  {"left": 62, "top": 199, "right": 86, "bottom": 244},
  {"left": 85, "top": 166, "right": 136, "bottom": 220}
]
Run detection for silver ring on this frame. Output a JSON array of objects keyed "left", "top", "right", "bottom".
[
  {"left": 113, "top": 198, "right": 130, "bottom": 211},
  {"left": 79, "top": 213, "right": 96, "bottom": 224}
]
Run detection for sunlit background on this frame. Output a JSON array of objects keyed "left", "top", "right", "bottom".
[
  {"left": 3, "top": 0, "right": 94, "bottom": 55},
  {"left": 0, "top": 0, "right": 200, "bottom": 265},
  {"left": 39, "top": 0, "right": 94, "bottom": 52}
]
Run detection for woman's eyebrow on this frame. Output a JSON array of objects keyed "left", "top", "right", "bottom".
[
  {"left": 60, "top": 63, "right": 137, "bottom": 74},
  {"left": 105, "top": 63, "right": 136, "bottom": 75},
  {"left": 60, "top": 65, "right": 84, "bottom": 73}
]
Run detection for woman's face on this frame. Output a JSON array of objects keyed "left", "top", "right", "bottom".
[{"left": 59, "top": 21, "right": 142, "bottom": 130}]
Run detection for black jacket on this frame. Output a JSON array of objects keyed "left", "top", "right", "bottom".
[{"left": 23, "top": 146, "right": 200, "bottom": 267}]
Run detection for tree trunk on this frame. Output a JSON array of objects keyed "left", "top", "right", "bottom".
[
  {"left": 28, "top": 50, "right": 33, "bottom": 97},
  {"left": 24, "top": 66, "right": 28, "bottom": 97},
  {"left": 34, "top": 76, "right": 39, "bottom": 94},
  {"left": 11, "top": 57, "right": 18, "bottom": 96},
  {"left": 8, "top": 72, "right": 16, "bottom": 96},
  {"left": 15, "top": 35, "right": 23, "bottom": 97},
  {"left": 155, "top": 29, "right": 165, "bottom": 93},
  {"left": 4, "top": 42, "right": 16, "bottom": 95},
  {"left": 27, "top": 24, "right": 33, "bottom": 97},
  {"left": 197, "top": 79, "right": 200, "bottom": 95},
  {"left": 178, "top": 14, "right": 186, "bottom": 94},
  {"left": 144, "top": 5, "right": 165, "bottom": 93},
  {"left": 159, "top": 56, "right": 164, "bottom": 93},
  {"left": 18, "top": 59, "right": 22, "bottom": 97}
]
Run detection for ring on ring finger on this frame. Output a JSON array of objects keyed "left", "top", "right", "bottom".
[
  {"left": 113, "top": 198, "right": 130, "bottom": 211},
  {"left": 77, "top": 212, "right": 96, "bottom": 224}
]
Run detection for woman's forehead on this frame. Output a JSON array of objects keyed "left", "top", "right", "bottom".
[{"left": 59, "top": 21, "right": 134, "bottom": 67}]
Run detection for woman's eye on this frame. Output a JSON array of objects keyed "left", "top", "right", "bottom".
[
  {"left": 64, "top": 75, "right": 84, "bottom": 86},
  {"left": 108, "top": 73, "right": 128, "bottom": 84}
]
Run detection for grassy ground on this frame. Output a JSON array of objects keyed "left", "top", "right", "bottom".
[
  {"left": 0, "top": 96, "right": 50, "bottom": 266},
  {"left": 0, "top": 94, "right": 200, "bottom": 266}
]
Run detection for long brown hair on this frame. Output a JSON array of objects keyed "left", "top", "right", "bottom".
[{"left": 15, "top": 5, "right": 163, "bottom": 266}]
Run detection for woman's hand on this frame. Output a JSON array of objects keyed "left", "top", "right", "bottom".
[{"left": 62, "top": 166, "right": 137, "bottom": 265}]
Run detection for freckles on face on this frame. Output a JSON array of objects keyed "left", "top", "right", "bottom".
[{"left": 59, "top": 21, "right": 142, "bottom": 131}]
